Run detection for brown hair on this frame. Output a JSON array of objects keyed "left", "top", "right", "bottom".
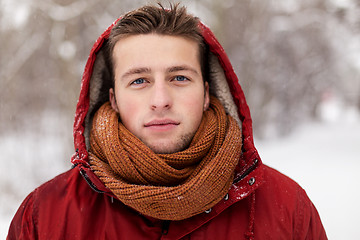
[{"left": 107, "top": 3, "right": 209, "bottom": 87}]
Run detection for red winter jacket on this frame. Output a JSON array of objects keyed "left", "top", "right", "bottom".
[{"left": 8, "top": 16, "right": 327, "bottom": 240}]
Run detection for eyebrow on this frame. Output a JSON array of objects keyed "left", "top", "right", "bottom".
[
  {"left": 167, "top": 65, "right": 200, "bottom": 76},
  {"left": 121, "top": 65, "right": 200, "bottom": 80},
  {"left": 121, "top": 67, "right": 151, "bottom": 79}
]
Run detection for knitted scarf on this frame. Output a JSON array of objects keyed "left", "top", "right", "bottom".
[{"left": 89, "top": 96, "right": 242, "bottom": 220}]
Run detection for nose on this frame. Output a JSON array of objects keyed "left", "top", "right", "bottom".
[{"left": 149, "top": 81, "right": 172, "bottom": 111}]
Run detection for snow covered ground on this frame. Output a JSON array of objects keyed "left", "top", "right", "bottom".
[
  {"left": 256, "top": 111, "right": 360, "bottom": 239},
  {"left": 1, "top": 107, "right": 359, "bottom": 239}
]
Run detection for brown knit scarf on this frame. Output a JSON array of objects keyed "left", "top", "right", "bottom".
[{"left": 89, "top": 96, "right": 242, "bottom": 220}]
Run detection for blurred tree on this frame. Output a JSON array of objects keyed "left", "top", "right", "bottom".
[
  {"left": 207, "top": 0, "right": 360, "bottom": 137},
  {"left": 0, "top": 0, "right": 359, "bottom": 140}
]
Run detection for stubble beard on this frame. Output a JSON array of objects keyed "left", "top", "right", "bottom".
[{"left": 140, "top": 131, "right": 196, "bottom": 154}]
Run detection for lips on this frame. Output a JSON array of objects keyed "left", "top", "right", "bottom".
[{"left": 144, "top": 119, "right": 180, "bottom": 128}]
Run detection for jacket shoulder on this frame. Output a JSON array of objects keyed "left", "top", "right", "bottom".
[
  {"left": 262, "top": 164, "right": 305, "bottom": 193},
  {"left": 23, "top": 168, "right": 89, "bottom": 207},
  {"left": 33, "top": 167, "right": 87, "bottom": 198},
  {"left": 7, "top": 168, "right": 93, "bottom": 239},
  {"left": 255, "top": 164, "right": 327, "bottom": 239}
]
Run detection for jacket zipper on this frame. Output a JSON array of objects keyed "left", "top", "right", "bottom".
[
  {"left": 233, "top": 159, "right": 258, "bottom": 183},
  {"left": 79, "top": 168, "right": 105, "bottom": 193}
]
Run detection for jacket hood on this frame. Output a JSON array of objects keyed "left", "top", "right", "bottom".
[{"left": 71, "top": 17, "right": 262, "bottom": 194}]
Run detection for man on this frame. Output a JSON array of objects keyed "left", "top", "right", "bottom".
[{"left": 8, "top": 3, "right": 327, "bottom": 239}]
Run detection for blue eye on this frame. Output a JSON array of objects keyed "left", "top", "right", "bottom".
[
  {"left": 132, "top": 78, "right": 145, "bottom": 85},
  {"left": 174, "top": 76, "right": 188, "bottom": 81}
]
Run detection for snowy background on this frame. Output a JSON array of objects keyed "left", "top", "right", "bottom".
[
  {"left": 1, "top": 98, "right": 359, "bottom": 239},
  {"left": 1, "top": 0, "right": 360, "bottom": 239},
  {"left": 256, "top": 103, "right": 360, "bottom": 239}
]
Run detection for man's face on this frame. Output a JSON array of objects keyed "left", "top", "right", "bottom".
[{"left": 109, "top": 34, "right": 209, "bottom": 154}]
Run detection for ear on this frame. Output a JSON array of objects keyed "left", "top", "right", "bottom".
[
  {"left": 204, "top": 81, "right": 210, "bottom": 111},
  {"left": 109, "top": 88, "right": 119, "bottom": 112}
]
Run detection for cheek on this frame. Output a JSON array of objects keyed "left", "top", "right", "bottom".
[
  {"left": 185, "top": 88, "right": 206, "bottom": 110},
  {"left": 181, "top": 90, "right": 206, "bottom": 124},
  {"left": 117, "top": 99, "right": 141, "bottom": 130}
]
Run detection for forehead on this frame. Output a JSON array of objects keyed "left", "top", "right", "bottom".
[{"left": 112, "top": 34, "right": 201, "bottom": 69}]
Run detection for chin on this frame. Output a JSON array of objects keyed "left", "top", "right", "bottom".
[
  {"left": 143, "top": 133, "right": 195, "bottom": 154},
  {"left": 147, "top": 141, "right": 187, "bottom": 154},
  {"left": 150, "top": 145, "right": 182, "bottom": 154}
]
